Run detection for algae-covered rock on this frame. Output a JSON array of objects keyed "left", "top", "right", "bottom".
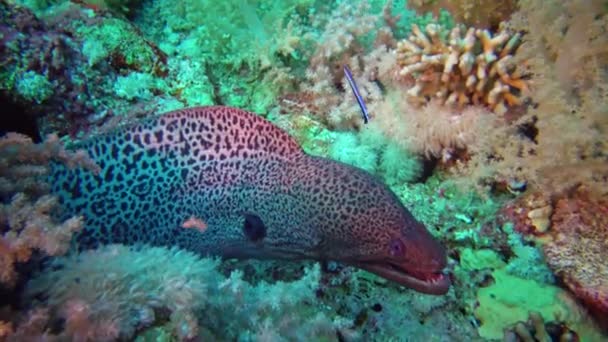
[{"left": 475, "top": 268, "right": 602, "bottom": 340}]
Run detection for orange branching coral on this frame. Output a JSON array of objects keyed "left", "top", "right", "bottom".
[
  {"left": 0, "top": 133, "right": 100, "bottom": 197},
  {"left": 396, "top": 23, "right": 528, "bottom": 114},
  {"left": 0, "top": 133, "right": 98, "bottom": 287},
  {"left": 0, "top": 194, "right": 84, "bottom": 286},
  {"left": 544, "top": 188, "right": 608, "bottom": 321}
]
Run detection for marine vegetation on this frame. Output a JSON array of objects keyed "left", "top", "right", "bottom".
[{"left": 1, "top": 0, "right": 607, "bottom": 340}]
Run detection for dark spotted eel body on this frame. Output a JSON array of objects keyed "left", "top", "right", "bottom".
[{"left": 51, "top": 106, "right": 450, "bottom": 294}]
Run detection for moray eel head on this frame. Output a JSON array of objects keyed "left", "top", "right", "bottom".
[
  {"left": 305, "top": 159, "right": 450, "bottom": 295},
  {"left": 348, "top": 217, "right": 450, "bottom": 295}
]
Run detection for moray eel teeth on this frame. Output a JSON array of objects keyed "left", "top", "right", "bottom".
[
  {"left": 353, "top": 262, "right": 450, "bottom": 295},
  {"left": 51, "top": 106, "right": 451, "bottom": 295}
]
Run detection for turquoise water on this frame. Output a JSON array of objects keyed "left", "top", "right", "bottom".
[{"left": 1, "top": 0, "right": 607, "bottom": 340}]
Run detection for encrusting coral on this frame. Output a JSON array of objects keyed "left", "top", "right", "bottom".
[
  {"left": 500, "top": 187, "right": 608, "bottom": 328},
  {"left": 544, "top": 187, "right": 608, "bottom": 323},
  {"left": 396, "top": 23, "right": 528, "bottom": 114}
]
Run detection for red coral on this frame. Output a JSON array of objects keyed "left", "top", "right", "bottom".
[{"left": 544, "top": 188, "right": 608, "bottom": 325}]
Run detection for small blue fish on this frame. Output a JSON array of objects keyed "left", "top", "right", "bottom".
[{"left": 343, "top": 64, "right": 371, "bottom": 124}]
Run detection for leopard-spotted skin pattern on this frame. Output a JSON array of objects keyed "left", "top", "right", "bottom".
[{"left": 51, "top": 106, "right": 442, "bottom": 266}]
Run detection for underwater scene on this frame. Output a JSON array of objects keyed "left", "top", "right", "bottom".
[{"left": 0, "top": 0, "right": 607, "bottom": 340}]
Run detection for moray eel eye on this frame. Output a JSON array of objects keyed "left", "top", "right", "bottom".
[
  {"left": 243, "top": 212, "right": 266, "bottom": 242},
  {"left": 389, "top": 239, "right": 406, "bottom": 257}
]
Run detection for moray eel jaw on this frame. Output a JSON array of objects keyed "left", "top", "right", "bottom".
[
  {"left": 351, "top": 260, "right": 450, "bottom": 295},
  {"left": 347, "top": 233, "right": 450, "bottom": 295}
]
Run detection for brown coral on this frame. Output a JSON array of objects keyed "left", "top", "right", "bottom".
[
  {"left": 408, "top": 0, "right": 517, "bottom": 29},
  {"left": 544, "top": 187, "right": 608, "bottom": 323},
  {"left": 396, "top": 23, "right": 528, "bottom": 114},
  {"left": 447, "top": 1, "right": 608, "bottom": 198}
]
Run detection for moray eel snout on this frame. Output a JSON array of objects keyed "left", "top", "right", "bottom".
[{"left": 350, "top": 223, "right": 450, "bottom": 295}]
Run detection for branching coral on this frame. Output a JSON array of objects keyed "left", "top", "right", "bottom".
[
  {"left": 396, "top": 23, "right": 528, "bottom": 114},
  {"left": 284, "top": 1, "right": 381, "bottom": 129},
  {"left": 455, "top": 0, "right": 608, "bottom": 193},
  {"left": 0, "top": 133, "right": 99, "bottom": 197},
  {"left": 0, "top": 194, "right": 83, "bottom": 286},
  {"left": 0, "top": 133, "right": 98, "bottom": 287}
]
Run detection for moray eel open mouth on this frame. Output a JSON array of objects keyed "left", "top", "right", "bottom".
[{"left": 353, "top": 261, "right": 451, "bottom": 295}]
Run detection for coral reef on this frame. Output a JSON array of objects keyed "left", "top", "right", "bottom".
[
  {"left": 499, "top": 186, "right": 608, "bottom": 329},
  {"left": 396, "top": 23, "right": 528, "bottom": 114},
  {"left": 283, "top": 1, "right": 381, "bottom": 129},
  {"left": 0, "top": 133, "right": 98, "bottom": 287},
  {"left": 276, "top": 1, "right": 453, "bottom": 130},
  {"left": 503, "top": 311, "right": 579, "bottom": 342},
  {"left": 17, "top": 244, "right": 351, "bottom": 341},
  {"left": 408, "top": 0, "right": 517, "bottom": 29},
  {"left": 474, "top": 268, "right": 599, "bottom": 340},
  {"left": 1, "top": 0, "right": 607, "bottom": 340},
  {"left": 499, "top": 191, "right": 553, "bottom": 236},
  {"left": 0, "top": 0, "right": 169, "bottom": 137},
  {"left": 457, "top": 0, "right": 608, "bottom": 193},
  {"left": 544, "top": 188, "right": 608, "bottom": 324}
]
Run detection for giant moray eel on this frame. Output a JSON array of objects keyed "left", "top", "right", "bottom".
[{"left": 51, "top": 106, "right": 450, "bottom": 295}]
